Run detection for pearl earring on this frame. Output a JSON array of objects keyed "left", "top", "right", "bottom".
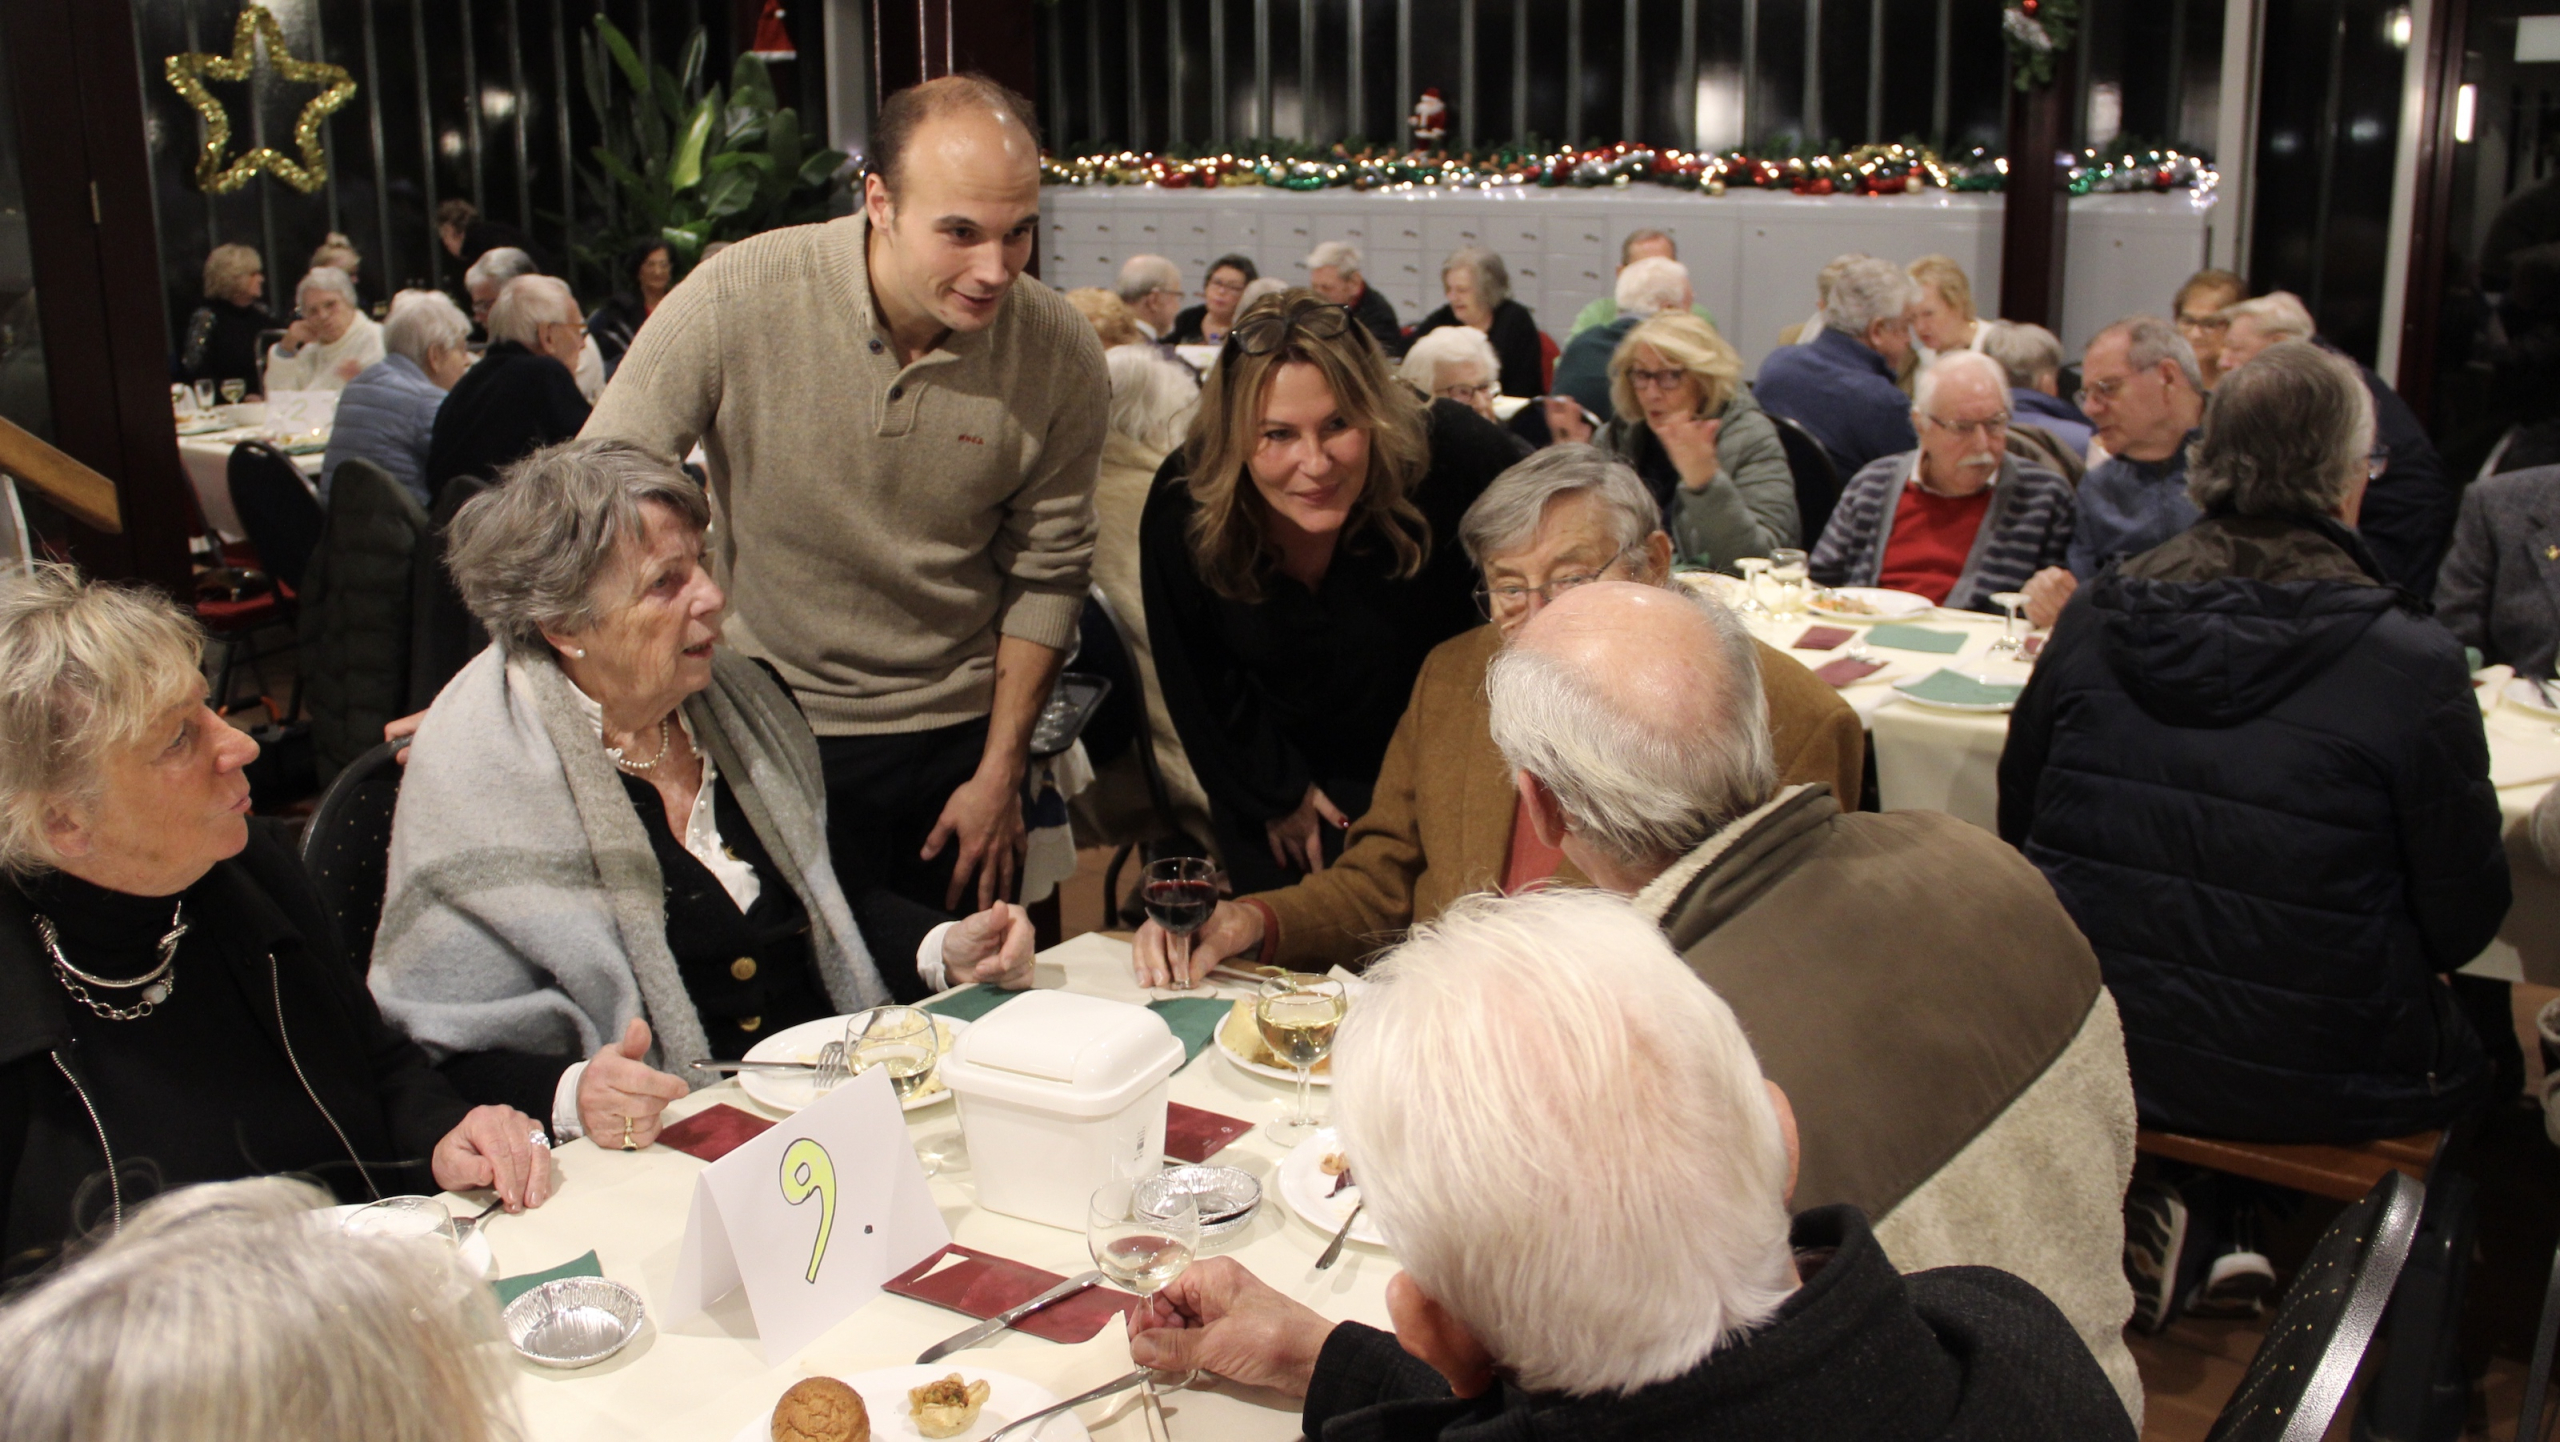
[{"left": 570, "top": 647, "right": 587, "bottom": 658}]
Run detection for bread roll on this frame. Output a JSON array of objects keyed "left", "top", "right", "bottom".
[{"left": 771, "top": 1376, "right": 868, "bottom": 1442}]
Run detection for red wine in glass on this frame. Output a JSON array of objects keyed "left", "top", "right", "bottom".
[{"left": 1141, "top": 857, "right": 1218, "bottom": 939}]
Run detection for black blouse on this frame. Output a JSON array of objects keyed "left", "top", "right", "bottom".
[
  {"left": 1140, "top": 400, "right": 1519, "bottom": 887},
  {"left": 179, "top": 299, "right": 273, "bottom": 392},
  {"left": 1411, "top": 299, "right": 1548, "bottom": 402}
]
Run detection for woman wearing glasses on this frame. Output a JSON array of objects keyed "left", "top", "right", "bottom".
[
  {"left": 1579, "top": 313, "right": 1798, "bottom": 572},
  {"left": 1140, "top": 291, "right": 1521, "bottom": 892},
  {"left": 1168, "top": 254, "right": 1259, "bottom": 346}
]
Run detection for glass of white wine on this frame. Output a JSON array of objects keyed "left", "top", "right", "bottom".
[
  {"left": 219, "top": 378, "right": 246, "bottom": 406},
  {"left": 1255, "top": 975, "right": 1347, "bottom": 1144},
  {"left": 1768, "top": 547, "right": 1811, "bottom": 617},
  {"left": 852, "top": 1006, "right": 945, "bottom": 1174},
  {"left": 1734, "top": 556, "right": 1773, "bottom": 616},
  {"left": 1090, "top": 1175, "right": 1201, "bottom": 1389}
]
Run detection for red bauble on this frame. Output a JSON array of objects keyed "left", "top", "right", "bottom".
[
  {"left": 2022, "top": 0, "right": 2039, "bottom": 13},
  {"left": 1809, "top": 176, "right": 1835, "bottom": 195}
]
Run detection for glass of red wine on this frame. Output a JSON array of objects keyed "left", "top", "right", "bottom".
[{"left": 1141, "top": 856, "right": 1220, "bottom": 988}]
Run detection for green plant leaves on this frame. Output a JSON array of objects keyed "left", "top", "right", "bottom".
[{"left": 669, "top": 97, "right": 716, "bottom": 189}]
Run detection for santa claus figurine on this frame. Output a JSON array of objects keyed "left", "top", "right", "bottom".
[{"left": 1410, "top": 88, "right": 1448, "bottom": 151}]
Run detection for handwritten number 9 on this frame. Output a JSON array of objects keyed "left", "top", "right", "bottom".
[{"left": 780, "top": 1138, "right": 836, "bottom": 1283}]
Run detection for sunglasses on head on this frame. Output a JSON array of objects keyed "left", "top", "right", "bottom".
[{"left": 1226, "top": 299, "right": 1359, "bottom": 358}]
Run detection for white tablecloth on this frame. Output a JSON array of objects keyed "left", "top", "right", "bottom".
[
  {"left": 1739, "top": 605, "right": 2560, "bottom": 983},
  {"left": 176, "top": 428, "right": 322, "bottom": 543},
  {"left": 459, "top": 933, "right": 1381, "bottom": 1442}
]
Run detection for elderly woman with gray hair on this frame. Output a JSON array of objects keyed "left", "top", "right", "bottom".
[
  {"left": 1413, "top": 246, "right": 1547, "bottom": 401},
  {"left": 371, "top": 439, "right": 1033, "bottom": 1152},
  {"left": 321, "top": 289, "right": 473, "bottom": 506},
  {"left": 0, "top": 565, "right": 550, "bottom": 1279},
  {"left": 261, "top": 265, "right": 383, "bottom": 394},
  {"left": 2000, "top": 340, "right": 2509, "bottom": 1327}
]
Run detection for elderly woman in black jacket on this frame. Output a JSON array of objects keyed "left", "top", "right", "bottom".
[{"left": 0, "top": 565, "right": 550, "bottom": 1279}]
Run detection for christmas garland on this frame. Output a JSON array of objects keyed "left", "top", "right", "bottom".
[
  {"left": 2002, "top": 0, "right": 2079, "bottom": 92},
  {"left": 1041, "top": 141, "right": 2214, "bottom": 198}
]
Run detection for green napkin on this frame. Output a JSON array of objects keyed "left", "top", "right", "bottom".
[
  {"left": 921, "top": 985, "right": 1025, "bottom": 1022},
  {"left": 1894, "top": 668, "right": 2024, "bottom": 708},
  {"left": 1150, "top": 996, "right": 1234, "bottom": 1063},
  {"left": 1865, "top": 623, "right": 1969, "bottom": 654},
  {"left": 493, "top": 1250, "right": 601, "bottom": 1306}
]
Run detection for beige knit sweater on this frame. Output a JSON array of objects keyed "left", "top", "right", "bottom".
[{"left": 584, "top": 215, "right": 1105, "bottom": 735}]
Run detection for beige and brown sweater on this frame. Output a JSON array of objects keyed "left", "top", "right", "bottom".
[{"left": 584, "top": 215, "right": 1105, "bottom": 735}]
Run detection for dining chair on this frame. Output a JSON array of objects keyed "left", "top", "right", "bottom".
[
  {"left": 226, "top": 439, "right": 325, "bottom": 593},
  {"left": 1768, "top": 411, "right": 1842, "bottom": 547},
  {"left": 298, "top": 737, "right": 406, "bottom": 975},
  {"left": 2518, "top": 1237, "right": 2560, "bottom": 1441},
  {"left": 2204, "top": 1170, "right": 2425, "bottom": 1442}
]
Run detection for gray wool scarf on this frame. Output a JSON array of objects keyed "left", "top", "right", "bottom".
[{"left": 370, "top": 645, "right": 889, "bottom": 1089}]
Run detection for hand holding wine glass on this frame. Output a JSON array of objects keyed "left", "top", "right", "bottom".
[
  {"left": 1256, "top": 976, "right": 1347, "bottom": 1144},
  {"left": 1137, "top": 857, "right": 1220, "bottom": 989},
  {"left": 1091, "top": 1176, "right": 1202, "bottom": 1393}
]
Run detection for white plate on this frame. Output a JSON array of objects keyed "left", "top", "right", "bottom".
[
  {"left": 1807, "top": 586, "right": 1935, "bottom": 623},
  {"left": 1278, "top": 1131, "right": 1385, "bottom": 1249},
  {"left": 728, "top": 1366, "right": 1088, "bottom": 1442},
  {"left": 2507, "top": 676, "right": 2560, "bottom": 719},
  {"left": 1214, "top": 1000, "right": 1332, "bottom": 1088},
  {"left": 1887, "top": 674, "right": 2022, "bottom": 714},
  {"left": 322, "top": 1201, "right": 495, "bottom": 1278},
  {"left": 737, "top": 1011, "right": 970, "bottom": 1115},
  {"left": 1490, "top": 393, "right": 1531, "bottom": 420}
]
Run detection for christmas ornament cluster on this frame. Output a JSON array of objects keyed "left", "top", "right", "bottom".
[{"left": 1041, "top": 140, "right": 2215, "bottom": 199}]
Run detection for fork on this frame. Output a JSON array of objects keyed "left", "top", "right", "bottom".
[
  {"left": 811, "top": 1040, "right": 848, "bottom": 1090},
  {"left": 983, "top": 1369, "right": 1150, "bottom": 1441}
]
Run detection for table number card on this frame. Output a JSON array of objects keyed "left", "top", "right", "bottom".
[{"left": 668, "top": 1067, "right": 950, "bottom": 1362}]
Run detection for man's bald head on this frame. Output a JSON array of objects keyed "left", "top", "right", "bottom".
[
  {"left": 1487, "top": 582, "right": 1776, "bottom": 870},
  {"left": 868, "top": 74, "right": 1041, "bottom": 197}
]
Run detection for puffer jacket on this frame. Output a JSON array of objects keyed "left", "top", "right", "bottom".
[
  {"left": 1998, "top": 512, "right": 2509, "bottom": 1143},
  {"left": 320, "top": 352, "right": 444, "bottom": 506},
  {"left": 1595, "top": 386, "right": 1798, "bottom": 570},
  {"left": 300, "top": 460, "right": 428, "bottom": 781}
]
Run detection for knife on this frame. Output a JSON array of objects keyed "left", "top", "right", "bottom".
[{"left": 915, "top": 1269, "right": 1108, "bottom": 1365}]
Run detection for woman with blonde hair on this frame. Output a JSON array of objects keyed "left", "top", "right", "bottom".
[
  {"left": 1588, "top": 312, "right": 1797, "bottom": 570},
  {"left": 1065, "top": 287, "right": 1145, "bottom": 348},
  {"left": 1140, "top": 290, "right": 1518, "bottom": 890},
  {"left": 179, "top": 243, "right": 271, "bottom": 395},
  {"left": 1908, "top": 253, "right": 1990, "bottom": 357}
]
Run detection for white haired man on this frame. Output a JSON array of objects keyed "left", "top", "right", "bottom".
[
  {"left": 2016, "top": 316, "right": 2207, "bottom": 627},
  {"left": 1565, "top": 227, "right": 1717, "bottom": 338},
  {"left": 1753, "top": 255, "right": 1921, "bottom": 476},
  {"left": 1472, "top": 579, "right": 2143, "bottom": 1419},
  {"left": 1306, "top": 241, "right": 1404, "bottom": 355},
  {"left": 1128, "top": 889, "right": 2138, "bottom": 1440},
  {"left": 1114, "top": 253, "right": 1185, "bottom": 343},
  {"left": 1807, "top": 350, "right": 2075, "bottom": 612},
  {"left": 423, "top": 274, "right": 591, "bottom": 502},
  {"left": 1980, "top": 319, "right": 2094, "bottom": 460},
  {"left": 1548, "top": 255, "right": 1691, "bottom": 424},
  {"left": 465, "top": 246, "right": 605, "bottom": 400},
  {"left": 262, "top": 266, "right": 383, "bottom": 393}
]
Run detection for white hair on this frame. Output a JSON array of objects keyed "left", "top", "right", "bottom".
[
  {"left": 486, "top": 274, "right": 577, "bottom": 348},
  {"left": 1978, "top": 319, "right": 2063, "bottom": 389},
  {"left": 1613, "top": 256, "right": 1691, "bottom": 318},
  {"left": 2091, "top": 314, "right": 2205, "bottom": 392},
  {"left": 463, "top": 246, "right": 539, "bottom": 294},
  {"left": 1487, "top": 586, "right": 1776, "bottom": 867},
  {"left": 1105, "top": 345, "right": 1200, "bottom": 454},
  {"left": 380, "top": 289, "right": 471, "bottom": 366},
  {"left": 1306, "top": 240, "right": 1364, "bottom": 277},
  {"left": 2187, "top": 340, "right": 2374, "bottom": 518},
  {"left": 1333, "top": 889, "right": 1796, "bottom": 1396},
  {"left": 1820, "top": 255, "right": 1919, "bottom": 338},
  {"left": 0, "top": 1178, "right": 522, "bottom": 1442},
  {"left": 294, "top": 266, "right": 358, "bottom": 308},
  {"left": 1912, "top": 349, "right": 2013, "bottom": 418},
  {"left": 1399, "top": 325, "right": 1503, "bottom": 397},
  {"left": 2225, "top": 290, "right": 2316, "bottom": 342},
  {"left": 1442, "top": 246, "right": 1512, "bottom": 309},
  {"left": 1457, "top": 444, "right": 1658, "bottom": 570},
  {"left": 1114, "top": 253, "right": 1181, "bottom": 306}
]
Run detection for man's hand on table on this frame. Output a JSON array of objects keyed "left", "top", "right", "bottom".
[
  {"left": 1128, "top": 1257, "right": 1336, "bottom": 1399},
  {"left": 943, "top": 901, "right": 1037, "bottom": 989},
  {"left": 2021, "top": 567, "right": 2077, "bottom": 630},
  {"left": 578, "top": 1018, "right": 689, "bottom": 1149},
  {"left": 1133, "top": 901, "right": 1265, "bottom": 989},
  {"left": 432, "top": 1104, "right": 556, "bottom": 1209}
]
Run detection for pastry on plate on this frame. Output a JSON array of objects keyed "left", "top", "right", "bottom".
[
  {"left": 771, "top": 1375, "right": 868, "bottom": 1442},
  {"left": 908, "top": 1373, "right": 992, "bottom": 1438}
]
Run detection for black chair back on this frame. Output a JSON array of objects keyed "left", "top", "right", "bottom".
[
  {"left": 2206, "top": 1170, "right": 2425, "bottom": 1442},
  {"left": 227, "top": 440, "right": 325, "bottom": 593},
  {"left": 2520, "top": 1237, "right": 2560, "bottom": 1441},
  {"left": 1769, "top": 413, "right": 1842, "bottom": 547},
  {"left": 299, "top": 738, "right": 407, "bottom": 972},
  {"left": 409, "top": 474, "right": 493, "bottom": 706}
]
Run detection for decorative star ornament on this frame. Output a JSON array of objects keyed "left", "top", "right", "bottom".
[{"left": 164, "top": 5, "right": 356, "bottom": 196}]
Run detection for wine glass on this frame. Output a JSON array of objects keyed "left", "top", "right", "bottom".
[
  {"left": 171, "top": 383, "right": 195, "bottom": 418},
  {"left": 1768, "top": 547, "right": 1811, "bottom": 617},
  {"left": 1734, "top": 556, "right": 1773, "bottom": 617},
  {"left": 1987, "top": 591, "right": 2029, "bottom": 656},
  {"left": 343, "top": 1195, "right": 459, "bottom": 1247},
  {"left": 1091, "top": 1175, "right": 1201, "bottom": 1390},
  {"left": 219, "top": 378, "right": 246, "bottom": 406},
  {"left": 192, "top": 379, "right": 217, "bottom": 413},
  {"left": 1255, "top": 975, "right": 1347, "bottom": 1144},
  {"left": 1141, "top": 855, "right": 1219, "bottom": 988},
  {"left": 851, "top": 1006, "right": 946, "bottom": 1175}
]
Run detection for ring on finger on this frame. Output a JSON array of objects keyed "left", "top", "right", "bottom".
[{"left": 621, "top": 1114, "right": 637, "bottom": 1151}]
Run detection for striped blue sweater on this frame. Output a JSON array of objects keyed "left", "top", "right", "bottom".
[{"left": 1809, "top": 451, "right": 2077, "bottom": 613}]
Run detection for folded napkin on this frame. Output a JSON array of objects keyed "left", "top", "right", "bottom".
[
  {"left": 1793, "top": 624, "right": 1857, "bottom": 651},
  {"left": 922, "top": 985, "right": 1025, "bottom": 1023},
  {"left": 1895, "top": 668, "right": 2024, "bottom": 708},
  {"left": 655, "top": 1102, "right": 774, "bottom": 1162},
  {"left": 1812, "top": 656, "right": 1887, "bottom": 687},
  {"left": 887, "top": 1244, "right": 1138, "bottom": 1343},
  {"left": 494, "top": 1250, "right": 603, "bottom": 1306},
  {"left": 1149, "top": 996, "right": 1232, "bottom": 1063},
  {"left": 1865, "top": 623, "right": 1969, "bottom": 654},
  {"left": 1165, "top": 1101, "right": 1252, "bottom": 1162}
]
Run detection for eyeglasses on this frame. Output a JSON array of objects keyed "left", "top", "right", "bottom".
[
  {"left": 1228, "top": 299, "right": 1355, "bottom": 357},
  {"left": 2368, "top": 444, "right": 2392, "bottom": 480},
  {"left": 1436, "top": 380, "right": 1496, "bottom": 403},
  {"left": 1627, "top": 367, "right": 1690, "bottom": 392},
  {"left": 2073, "top": 374, "right": 2134, "bottom": 409},
  {"left": 2176, "top": 313, "right": 2231, "bottom": 334},
  {"left": 1923, "top": 412, "right": 2010, "bottom": 439},
  {"left": 1473, "top": 543, "right": 1640, "bottom": 619}
]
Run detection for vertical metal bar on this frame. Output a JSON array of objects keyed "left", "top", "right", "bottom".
[
  {"left": 1088, "top": 0, "right": 1105, "bottom": 144},
  {"left": 1567, "top": 0, "right": 1582, "bottom": 142},
  {"left": 1461, "top": 0, "right": 1477, "bottom": 150},
  {"left": 1256, "top": 0, "right": 1273, "bottom": 140},
  {"left": 1679, "top": 0, "right": 1697, "bottom": 149},
  {"left": 412, "top": 0, "right": 440, "bottom": 290},
  {"left": 1171, "top": 0, "right": 1186, "bottom": 148},
  {"left": 509, "top": 0, "right": 533, "bottom": 230},
  {"left": 1303, "top": 0, "right": 1320, "bottom": 140},
  {"left": 1130, "top": 0, "right": 1145, "bottom": 146},
  {"left": 361, "top": 0, "right": 392, "bottom": 285},
  {"left": 555, "top": 0, "right": 573, "bottom": 263},
  {"left": 2166, "top": 0, "right": 2188, "bottom": 142},
  {"left": 1932, "top": 0, "right": 1950, "bottom": 144},
  {"left": 461, "top": 0, "right": 485, "bottom": 211},
  {"left": 1396, "top": 0, "right": 1412, "bottom": 148},
  {"left": 1350, "top": 0, "right": 1365, "bottom": 141},
  {"left": 638, "top": 0, "right": 654, "bottom": 73},
  {"left": 2307, "top": 0, "right": 2347, "bottom": 318},
  {"left": 1513, "top": 0, "right": 1528, "bottom": 142},
  {"left": 1049, "top": 5, "right": 1073, "bottom": 147},
  {"left": 1213, "top": 0, "right": 1230, "bottom": 148},
  {"left": 1623, "top": 0, "right": 1639, "bottom": 142},
  {"left": 1742, "top": 0, "right": 1759, "bottom": 147},
  {"left": 253, "top": 5, "right": 277, "bottom": 279},
  {"left": 1866, "top": 0, "right": 1882, "bottom": 143},
  {"left": 309, "top": 0, "right": 340, "bottom": 235},
  {"left": 1803, "top": 0, "right": 1821, "bottom": 144}
]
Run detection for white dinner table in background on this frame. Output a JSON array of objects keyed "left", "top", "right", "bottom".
[
  {"left": 175, "top": 420, "right": 324, "bottom": 544},
  {"left": 451, "top": 933, "right": 1387, "bottom": 1442}
]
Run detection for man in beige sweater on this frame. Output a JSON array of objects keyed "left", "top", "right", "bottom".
[{"left": 584, "top": 77, "right": 1104, "bottom": 998}]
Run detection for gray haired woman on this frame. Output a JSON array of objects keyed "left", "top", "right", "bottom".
[
  {"left": 1414, "top": 246, "right": 1546, "bottom": 401},
  {"left": 372, "top": 440, "right": 1032, "bottom": 1152},
  {"left": 262, "top": 265, "right": 384, "bottom": 394},
  {"left": 320, "top": 289, "right": 471, "bottom": 506}
]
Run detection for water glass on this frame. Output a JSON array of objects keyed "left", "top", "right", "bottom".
[
  {"left": 1091, "top": 1175, "right": 1201, "bottom": 1388},
  {"left": 192, "top": 379, "right": 218, "bottom": 413},
  {"left": 1768, "top": 548, "right": 1811, "bottom": 617},
  {"left": 852, "top": 1006, "right": 945, "bottom": 1174},
  {"left": 1734, "top": 556, "right": 1774, "bottom": 616},
  {"left": 1255, "top": 976, "right": 1347, "bottom": 1144}
]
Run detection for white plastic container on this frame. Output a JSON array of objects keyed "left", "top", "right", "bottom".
[{"left": 940, "top": 991, "right": 1187, "bottom": 1229}]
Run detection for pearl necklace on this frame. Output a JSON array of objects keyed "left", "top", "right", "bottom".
[
  {"left": 607, "top": 717, "right": 673, "bottom": 774},
  {"left": 38, "top": 901, "right": 186, "bottom": 1022}
]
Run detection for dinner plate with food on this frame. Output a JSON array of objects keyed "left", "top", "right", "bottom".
[
  {"left": 1277, "top": 1130, "right": 1386, "bottom": 1250},
  {"left": 741, "top": 1367, "right": 1087, "bottom": 1442},
  {"left": 1806, "top": 586, "right": 1935, "bottom": 623},
  {"left": 736, "top": 1011, "right": 970, "bottom": 1115},
  {"left": 1215, "top": 998, "right": 1332, "bottom": 1087}
]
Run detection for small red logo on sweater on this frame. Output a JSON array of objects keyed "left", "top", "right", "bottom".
[{"left": 956, "top": 433, "right": 986, "bottom": 446}]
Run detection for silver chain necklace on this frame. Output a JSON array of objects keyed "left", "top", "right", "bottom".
[
  {"left": 37, "top": 901, "right": 186, "bottom": 1022},
  {"left": 607, "top": 717, "right": 673, "bottom": 774}
]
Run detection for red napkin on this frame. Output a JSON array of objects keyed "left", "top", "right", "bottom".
[
  {"left": 655, "top": 1103, "right": 774, "bottom": 1162},
  {"left": 1164, "top": 1101, "right": 1252, "bottom": 1163},
  {"left": 1813, "top": 656, "right": 1887, "bottom": 687},
  {"left": 1794, "top": 624, "right": 1857, "bottom": 651},
  {"left": 887, "top": 1245, "right": 1138, "bottom": 1343}
]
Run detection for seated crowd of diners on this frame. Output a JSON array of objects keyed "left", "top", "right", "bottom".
[{"left": 4, "top": 123, "right": 2536, "bottom": 1437}]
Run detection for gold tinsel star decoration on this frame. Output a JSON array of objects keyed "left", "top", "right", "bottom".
[{"left": 164, "top": 5, "right": 355, "bottom": 196}]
